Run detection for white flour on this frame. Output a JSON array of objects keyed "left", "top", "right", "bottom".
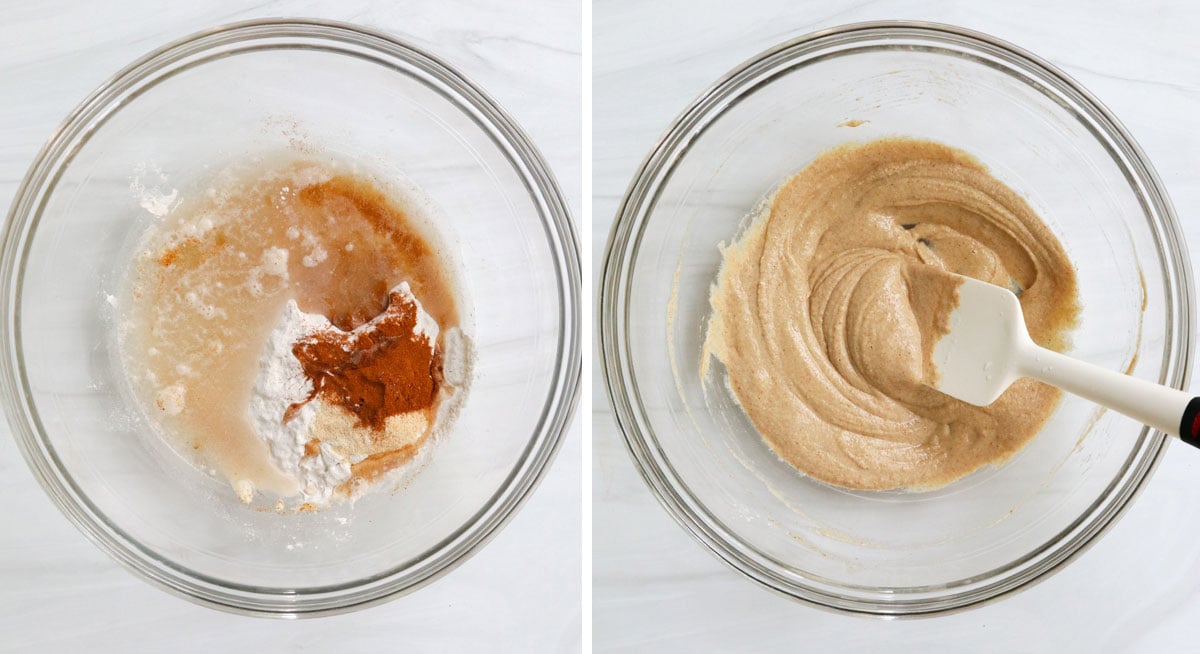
[
  {"left": 247, "top": 282, "right": 439, "bottom": 505},
  {"left": 129, "top": 163, "right": 179, "bottom": 218}
]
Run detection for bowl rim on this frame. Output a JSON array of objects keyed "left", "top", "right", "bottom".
[
  {"left": 1, "top": 17, "right": 581, "bottom": 617},
  {"left": 599, "top": 19, "right": 1194, "bottom": 616}
]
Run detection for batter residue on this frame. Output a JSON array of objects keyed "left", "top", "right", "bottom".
[{"left": 702, "top": 138, "right": 1079, "bottom": 490}]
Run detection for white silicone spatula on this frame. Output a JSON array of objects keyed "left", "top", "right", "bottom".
[{"left": 930, "top": 274, "right": 1200, "bottom": 444}]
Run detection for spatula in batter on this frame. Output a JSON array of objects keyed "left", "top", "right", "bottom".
[{"left": 929, "top": 273, "right": 1200, "bottom": 445}]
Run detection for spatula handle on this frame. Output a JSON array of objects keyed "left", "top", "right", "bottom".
[
  {"left": 1179, "top": 398, "right": 1200, "bottom": 447},
  {"left": 1020, "top": 344, "right": 1197, "bottom": 445}
]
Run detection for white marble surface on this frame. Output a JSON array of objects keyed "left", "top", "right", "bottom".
[
  {"left": 594, "top": 1, "right": 1200, "bottom": 651},
  {"left": 0, "top": 1, "right": 580, "bottom": 652}
]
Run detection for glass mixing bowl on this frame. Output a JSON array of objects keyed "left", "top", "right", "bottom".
[
  {"left": 1, "top": 20, "right": 580, "bottom": 616},
  {"left": 599, "top": 21, "right": 1193, "bottom": 615}
]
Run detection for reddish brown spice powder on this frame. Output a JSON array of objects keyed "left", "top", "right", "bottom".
[{"left": 285, "top": 289, "right": 441, "bottom": 430}]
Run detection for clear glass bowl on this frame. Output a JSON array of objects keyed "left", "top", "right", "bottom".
[
  {"left": 1, "top": 19, "right": 580, "bottom": 616},
  {"left": 599, "top": 21, "right": 1193, "bottom": 615}
]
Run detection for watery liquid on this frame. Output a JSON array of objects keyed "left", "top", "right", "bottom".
[{"left": 122, "top": 159, "right": 459, "bottom": 497}]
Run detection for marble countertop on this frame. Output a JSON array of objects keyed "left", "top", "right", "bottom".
[
  {"left": 593, "top": 1, "right": 1200, "bottom": 651},
  {"left": 0, "top": 1, "right": 580, "bottom": 651}
]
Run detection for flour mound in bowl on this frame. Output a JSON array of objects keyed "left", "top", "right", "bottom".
[{"left": 120, "top": 157, "right": 471, "bottom": 509}]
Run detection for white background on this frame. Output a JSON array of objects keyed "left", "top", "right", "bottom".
[
  {"left": 594, "top": 0, "right": 1200, "bottom": 652},
  {"left": 0, "top": 1, "right": 581, "bottom": 652}
]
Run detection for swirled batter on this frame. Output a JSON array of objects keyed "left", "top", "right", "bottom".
[{"left": 703, "top": 138, "right": 1079, "bottom": 490}]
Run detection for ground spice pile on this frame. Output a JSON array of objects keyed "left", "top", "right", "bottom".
[{"left": 286, "top": 289, "right": 442, "bottom": 430}]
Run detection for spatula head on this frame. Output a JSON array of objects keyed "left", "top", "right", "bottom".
[{"left": 930, "top": 275, "right": 1029, "bottom": 406}]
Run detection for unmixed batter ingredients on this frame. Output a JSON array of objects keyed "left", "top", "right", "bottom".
[
  {"left": 122, "top": 158, "right": 470, "bottom": 508},
  {"left": 702, "top": 138, "right": 1079, "bottom": 490}
]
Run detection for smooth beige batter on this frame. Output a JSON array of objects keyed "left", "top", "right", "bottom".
[{"left": 703, "top": 138, "right": 1079, "bottom": 490}]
